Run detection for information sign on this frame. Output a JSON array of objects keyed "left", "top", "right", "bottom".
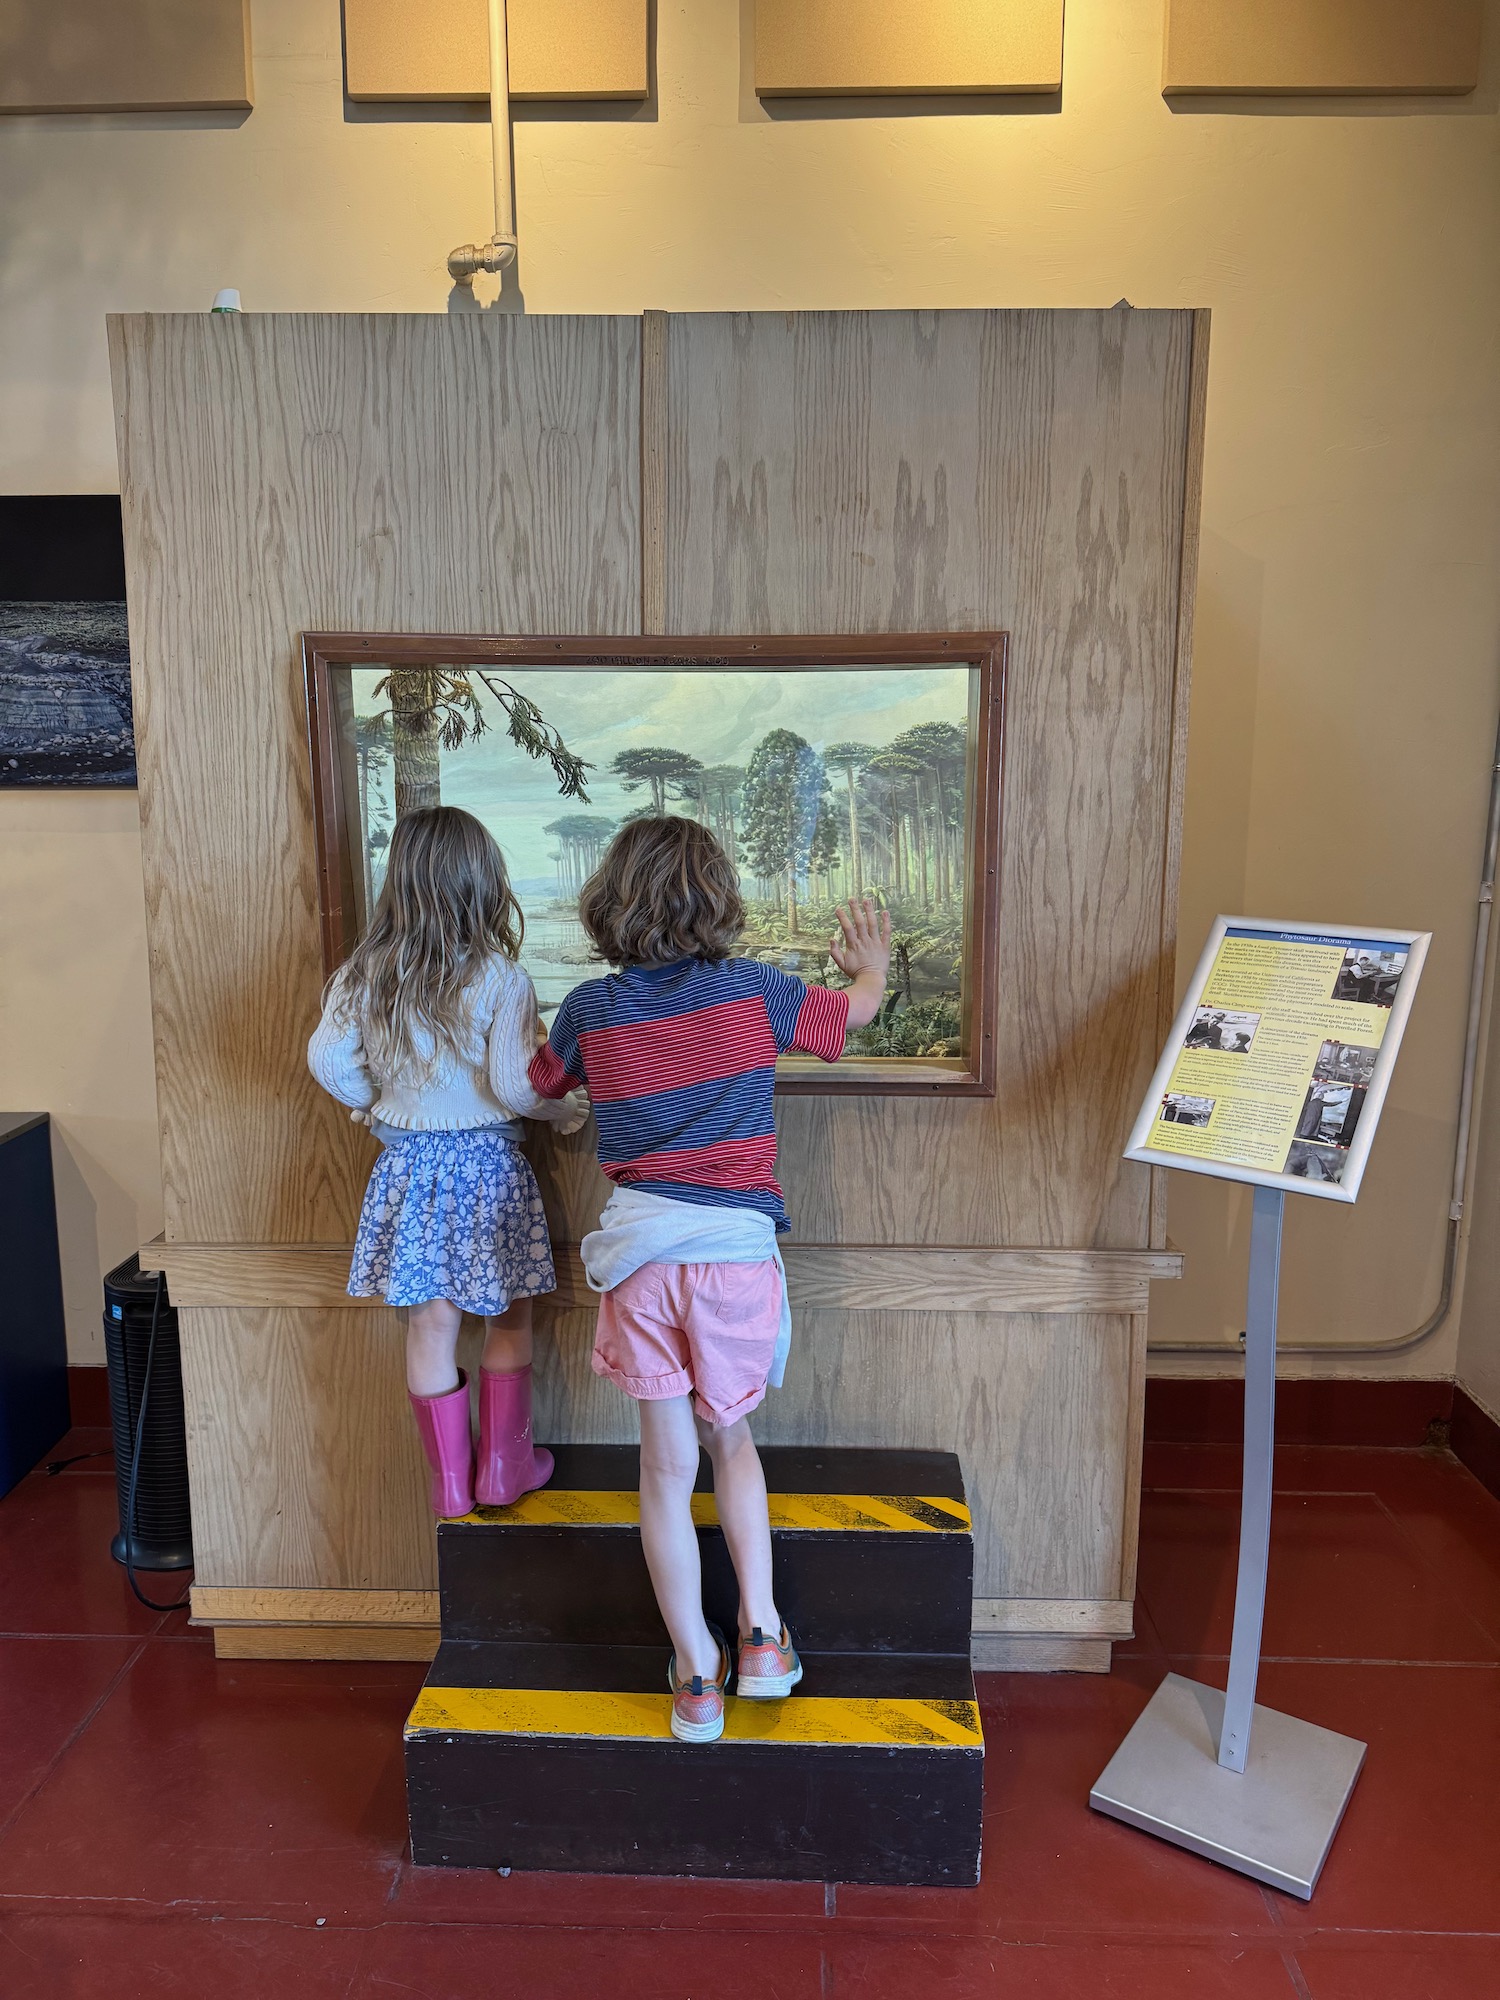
[{"left": 1124, "top": 917, "right": 1429, "bottom": 1202}]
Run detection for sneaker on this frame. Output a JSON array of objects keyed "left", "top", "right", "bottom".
[
  {"left": 736, "top": 1623, "right": 803, "bottom": 1700},
  {"left": 668, "top": 1628, "right": 731, "bottom": 1744}
]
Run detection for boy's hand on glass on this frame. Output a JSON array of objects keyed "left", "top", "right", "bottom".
[
  {"left": 830, "top": 898, "right": 892, "bottom": 1032},
  {"left": 829, "top": 897, "right": 892, "bottom": 981}
]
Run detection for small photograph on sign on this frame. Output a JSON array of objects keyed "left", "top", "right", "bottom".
[
  {"left": 1331, "top": 947, "right": 1406, "bottom": 1008},
  {"left": 1185, "top": 1006, "right": 1260, "bottom": 1054},
  {"left": 1313, "top": 1040, "right": 1378, "bottom": 1088},
  {"left": 1284, "top": 1140, "right": 1348, "bottom": 1185},
  {"left": 1160, "top": 1092, "right": 1215, "bottom": 1128},
  {"left": 1295, "top": 1078, "right": 1364, "bottom": 1150}
]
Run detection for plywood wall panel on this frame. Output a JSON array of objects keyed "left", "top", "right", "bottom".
[
  {"left": 183, "top": 1289, "right": 1133, "bottom": 1606},
  {"left": 1163, "top": 0, "right": 1481, "bottom": 97},
  {"left": 180, "top": 1302, "right": 438, "bottom": 1590},
  {"left": 344, "top": 0, "right": 649, "bottom": 101},
  {"left": 109, "top": 313, "right": 641, "bottom": 1244},
  {"left": 755, "top": 0, "right": 1065, "bottom": 97},
  {"left": 112, "top": 308, "right": 1203, "bottom": 1650},
  {"left": 763, "top": 1307, "right": 1135, "bottom": 1602},
  {"left": 0, "top": 0, "right": 251, "bottom": 114},
  {"left": 538, "top": 1299, "right": 1138, "bottom": 1601},
  {"left": 664, "top": 308, "right": 1195, "bottom": 1251}
]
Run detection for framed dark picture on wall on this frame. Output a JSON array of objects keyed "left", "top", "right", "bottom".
[
  {"left": 302, "top": 632, "right": 1006, "bottom": 1096},
  {"left": 0, "top": 496, "right": 135, "bottom": 788}
]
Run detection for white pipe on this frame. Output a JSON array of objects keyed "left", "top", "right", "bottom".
[{"left": 448, "top": 0, "right": 518, "bottom": 283}]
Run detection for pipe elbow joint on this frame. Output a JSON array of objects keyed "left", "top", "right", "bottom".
[{"left": 447, "top": 236, "right": 517, "bottom": 284}]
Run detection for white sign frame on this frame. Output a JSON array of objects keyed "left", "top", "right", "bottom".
[{"left": 1124, "top": 915, "right": 1430, "bottom": 1204}]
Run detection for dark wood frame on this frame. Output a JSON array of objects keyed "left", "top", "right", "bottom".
[{"left": 302, "top": 632, "right": 1006, "bottom": 1097}]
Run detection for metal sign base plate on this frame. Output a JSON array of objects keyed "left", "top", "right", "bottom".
[{"left": 1089, "top": 1674, "right": 1366, "bottom": 1901}]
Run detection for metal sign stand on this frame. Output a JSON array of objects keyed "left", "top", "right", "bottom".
[{"left": 1090, "top": 1185, "right": 1367, "bottom": 1899}]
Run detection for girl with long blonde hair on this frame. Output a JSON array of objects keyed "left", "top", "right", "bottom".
[{"left": 309, "top": 807, "right": 586, "bottom": 1518}]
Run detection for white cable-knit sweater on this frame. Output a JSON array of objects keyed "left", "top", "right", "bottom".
[{"left": 307, "top": 955, "right": 588, "bottom": 1136}]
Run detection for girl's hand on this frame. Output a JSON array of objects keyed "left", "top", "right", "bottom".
[
  {"left": 555, "top": 1090, "right": 591, "bottom": 1137},
  {"left": 829, "top": 898, "right": 892, "bottom": 981}
]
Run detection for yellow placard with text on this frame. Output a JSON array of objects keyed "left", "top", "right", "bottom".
[{"left": 1138, "top": 927, "right": 1409, "bottom": 1190}]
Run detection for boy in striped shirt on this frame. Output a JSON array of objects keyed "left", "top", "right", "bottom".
[{"left": 530, "top": 816, "right": 891, "bottom": 1742}]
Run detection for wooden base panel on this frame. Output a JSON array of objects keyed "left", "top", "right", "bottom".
[
  {"left": 211, "top": 1623, "right": 438, "bottom": 1662},
  {"left": 971, "top": 1634, "right": 1113, "bottom": 1673}
]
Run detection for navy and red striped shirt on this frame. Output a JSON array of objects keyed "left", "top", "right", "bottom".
[{"left": 528, "top": 957, "right": 850, "bottom": 1231}]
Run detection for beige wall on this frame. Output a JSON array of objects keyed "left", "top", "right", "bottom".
[
  {"left": 0, "top": 792, "right": 161, "bottom": 1361},
  {"left": 2, "top": 0, "right": 1497, "bottom": 1376}
]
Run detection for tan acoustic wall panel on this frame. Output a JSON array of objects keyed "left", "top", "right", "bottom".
[
  {"left": 1164, "top": 0, "right": 1481, "bottom": 96},
  {"left": 344, "top": 0, "right": 648, "bottom": 101},
  {"left": 0, "top": 0, "right": 251, "bottom": 113},
  {"left": 755, "top": 0, "right": 1065, "bottom": 97}
]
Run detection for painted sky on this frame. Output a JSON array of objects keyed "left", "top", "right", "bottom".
[{"left": 349, "top": 664, "right": 969, "bottom": 894}]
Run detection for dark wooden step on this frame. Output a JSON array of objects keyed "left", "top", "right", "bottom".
[
  {"left": 405, "top": 1639, "right": 984, "bottom": 1884},
  {"left": 438, "top": 1444, "right": 974, "bottom": 1655}
]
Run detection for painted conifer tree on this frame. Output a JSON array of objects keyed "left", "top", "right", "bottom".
[
  {"left": 741, "top": 728, "right": 825, "bottom": 935},
  {"left": 377, "top": 668, "right": 591, "bottom": 815},
  {"left": 608, "top": 746, "right": 705, "bottom": 815},
  {"left": 823, "top": 742, "right": 874, "bottom": 896}
]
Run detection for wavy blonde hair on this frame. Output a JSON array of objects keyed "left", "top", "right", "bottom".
[
  {"left": 578, "top": 815, "right": 744, "bottom": 966},
  {"left": 335, "top": 807, "right": 523, "bottom": 1082}
]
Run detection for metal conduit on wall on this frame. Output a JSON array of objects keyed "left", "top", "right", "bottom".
[{"left": 1149, "top": 705, "right": 1500, "bottom": 1360}]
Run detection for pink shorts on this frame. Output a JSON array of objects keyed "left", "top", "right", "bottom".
[{"left": 592, "top": 1259, "right": 783, "bottom": 1428}]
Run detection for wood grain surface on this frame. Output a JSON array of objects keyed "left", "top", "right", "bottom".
[
  {"left": 192, "top": 1585, "right": 440, "bottom": 1625},
  {"left": 971, "top": 1597, "right": 1134, "bottom": 1637},
  {"left": 213, "top": 1625, "right": 439, "bottom": 1661},
  {"left": 141, "top": 1237, "right": 1181, "bottom": 1312},
  {"left": 109, "top": 312, "right": 640, "bottom": 1244},
  {"left": 761, "top": 1305, "right": 1137, "bottom": 1601},
  {"left": 662, "top": 307, "right": 1197, "bottom": 1252},
  {"left": 177, "top": 1302, "right": 441, "bottom": 1590},
  {"left": 640, "top": 309, "right": 669, "bottom": 632},
  {"left": 112, "top": 308, "right": 1203, "bottom": 1654},
  {"left": 1151, "top": 308, "right": 1212, "bottom": 1248},
  {"left": 175, "top": 1288, "right": 1135, "bottom": 1606},
  {"left": 971, "top": 1635, "right": 1111, "bottom": 1673}
]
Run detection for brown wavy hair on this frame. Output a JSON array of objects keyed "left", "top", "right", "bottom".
[
  {"left": 579, "top": 816, "right": 744, "bottom": 967},
  {"left": 333, "top": 807, "right": 523, "bottom": 1081}
]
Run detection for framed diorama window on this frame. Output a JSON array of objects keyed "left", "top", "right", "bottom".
[{"left": 302, "top": 634, "right": 1004, "bottom": 1096}]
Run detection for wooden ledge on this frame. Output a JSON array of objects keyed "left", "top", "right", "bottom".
[
  {"left": 140, "top": 1238, "right": 1183, "bottom": 1314},
  {"left": 193, "top": 1586, "right": 1130, "bottom": 1669}
]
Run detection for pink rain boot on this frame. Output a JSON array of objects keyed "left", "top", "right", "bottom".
[
  {"left": 408, "top": 1374, "right": 474, "bottom": 1519},
  {"left": 475, "top": 1364, "right": 555, "bottom": 1507}
]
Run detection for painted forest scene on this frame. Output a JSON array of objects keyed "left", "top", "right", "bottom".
[{"left": 335, "top": 661, "right": 978, "bottom": 1066}]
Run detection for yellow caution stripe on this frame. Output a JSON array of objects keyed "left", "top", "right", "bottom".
[
  {"left": 451, "top": 1491, "right": 970, "bottom": 1534},
  {"left": 406, "top": 1685, "right": 983, "bottom": 1749}
]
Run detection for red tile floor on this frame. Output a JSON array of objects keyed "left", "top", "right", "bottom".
[{"left": 2, "top": 1431, "right": 1499, "bottom": 1998}]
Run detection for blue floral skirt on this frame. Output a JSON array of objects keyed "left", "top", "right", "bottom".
[{"left": 348, "top": 1128, "right": 556, "bottom": 1316}]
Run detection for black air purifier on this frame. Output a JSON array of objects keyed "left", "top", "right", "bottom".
[{"left": 102, "top": 1255, "right": 193, "bottom": 1570}]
